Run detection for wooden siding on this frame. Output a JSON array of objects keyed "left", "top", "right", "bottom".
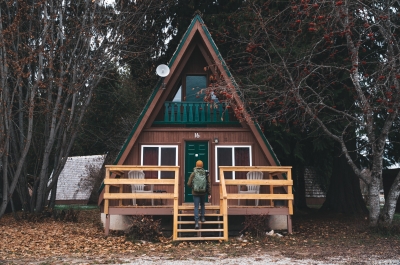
[{"left": 121, "top": 127, "right": 273, "bottom": 205}]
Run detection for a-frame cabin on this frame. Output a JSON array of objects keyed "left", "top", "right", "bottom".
[{"left": 99, "top": 14, "right": 293, "bottom": 241}]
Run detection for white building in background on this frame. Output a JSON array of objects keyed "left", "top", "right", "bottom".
[{"left": 50, "top": 155, "right": 106, "bottom": 205}]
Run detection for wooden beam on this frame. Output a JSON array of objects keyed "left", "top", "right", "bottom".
[
  {"left": 227, "top": 207, "right": 290, "bottom": 215},
  {"left": 105, "top": 165, "right": 179, "bottom": 171},
  {"left": 109, "top": 207, "right": 173, "bottom": 215},
  {"left": 224, "top": 179, "right": 293, "bottom": 185},
  {"left": 104, "top": 179, "right": 176, "bottom": 185},
  {"left": 226, "top": 194, "right": 294, "bottom": 200},
  {"left": 104, "top": 193, "right": 174, "bottom": 200},
  {"left": 219, "top": 166, "right": 292, "bottom": 172}
]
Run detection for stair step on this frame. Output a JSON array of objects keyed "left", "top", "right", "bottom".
[
  {"left": 178, "top": 205, "right": 220, "bottom": 210},
  {"left": 177, "top": 221, "right": 223, "bottom": 224},
  {"left": 178, "top": 213, "right": 222, "bottom": 217},
  {"left": 178, "top": 228, "right": 224, "bottom": 232},
  {"left": 175, "top": 237, "right": 226, "bottom": 241}
]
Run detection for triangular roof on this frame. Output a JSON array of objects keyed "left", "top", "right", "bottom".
[
  {"left": 52, "top": 155, "right": 105, "bottom": 202},
  {"left": 114, "top": 14, "right": 280, "bottom": 166}
]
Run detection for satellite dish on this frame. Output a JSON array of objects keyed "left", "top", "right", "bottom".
[{"left": 156, "top": 64, "right": 170, "bottom": 77}]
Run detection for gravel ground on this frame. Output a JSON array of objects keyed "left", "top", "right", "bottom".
[
  {"left": 16, "top": 253, "right": 400, "bottom": 265},
  {"left": 120, "top": 255, "right": 400, "bottom": 265}
]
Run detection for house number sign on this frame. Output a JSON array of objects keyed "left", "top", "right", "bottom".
[{"left": 194, "top": 133, "right": 200, "bottom": 138}]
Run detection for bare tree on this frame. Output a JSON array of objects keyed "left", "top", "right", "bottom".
[
  {"left": 0, "top": 0, "right": 171, "bottom": 217},
  {"left": 207, "top": 0, "right": 400, "bottom": 226}
]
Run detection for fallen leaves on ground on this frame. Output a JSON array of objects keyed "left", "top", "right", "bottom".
[{"left": 0, "top": 209, "right": 399, "bottom": 264}]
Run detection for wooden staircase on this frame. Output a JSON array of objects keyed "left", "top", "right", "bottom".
[{"left": 173, "top": 204, "right": 227, "bottom": 241}]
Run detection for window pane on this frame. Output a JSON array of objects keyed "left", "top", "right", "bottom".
[
  {"left": 235, "top": 147, "right": 250, "bottom": 179},
  {"left": 186, "top": 75, "right": 206, "bottom": 102},
  {"left": 161, "top": 148, "right": 176, "bottom": 165},
  {"left": 143, "top": 147, "right": 158, "bottom": 179},
  {"left": 217, "top": 147, "right": 232, "bottom": 180},
  {"left": 143, "top": 147, "right": 158, "bottom": 165},
  {"left": 172, "top": 86, "right": 182, "bottom": 102},
  {"left": 161, "top": 147, "right": 176, "bottom": 179}
]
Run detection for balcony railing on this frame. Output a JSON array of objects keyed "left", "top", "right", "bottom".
[{"left": 154, "top": 101, "right": 238, "bottom": 125}]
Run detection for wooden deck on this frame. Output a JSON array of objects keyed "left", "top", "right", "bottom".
[{"left": 102, "top": 165, "right": 293, "bottom": 241}]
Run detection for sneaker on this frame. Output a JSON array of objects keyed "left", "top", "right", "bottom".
[
  {"left": 195, "top": 220, "right": 199, "bottom": 229},
  {"left": 201, "top": 216, "right": 206, "bottom": 222}
]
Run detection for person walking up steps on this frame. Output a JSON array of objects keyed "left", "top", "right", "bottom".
[{"left": 187, "top": 160, "right": 211, "bottom": 229}]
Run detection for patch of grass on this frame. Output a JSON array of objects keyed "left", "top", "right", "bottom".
[{"left": 54, "top": 204, "right": 99, "bottom": 210}]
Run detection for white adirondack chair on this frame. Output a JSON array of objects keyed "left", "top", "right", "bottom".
[
  {"left": 128, "top": 170, "right": 154, "bottom": 206},
  {"left": 238, "top": 171, "right": 263, "bottom": 206}
]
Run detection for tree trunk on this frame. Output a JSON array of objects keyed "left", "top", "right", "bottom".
[
  {"left": 321, "top": 144, "right": 368, "bottom": 215},
  {"left": 378, "top": 170, "right": 400, "bottom": 226}
]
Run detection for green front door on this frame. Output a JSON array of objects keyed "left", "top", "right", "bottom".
[{"left": 185, "top": 141, "right": 208, "bottom": 202}]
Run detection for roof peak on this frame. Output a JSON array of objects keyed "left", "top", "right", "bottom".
[{"left": 193, "top": 10, "right": 203, "bottom": 18}]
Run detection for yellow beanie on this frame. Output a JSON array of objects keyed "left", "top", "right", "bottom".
[{"left": 196, "top": 160, "right": 203, "bottom": 168}]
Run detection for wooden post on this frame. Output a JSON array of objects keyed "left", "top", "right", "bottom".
[
  {"left": 219, "top": 168, "right": 228, "bottom": 242},
  {"left": 269, "top": 173, "right": 274, "bottom": 206},
  {"left": 104, "top": 168, "right": 110, "bottom": 215},
  {"left": 287, "top": 169, "right": 293, "bottom": 215},
  {"left": 173, "top": 168, "right": 179, "bottom": 241},
  {"left": 105, "top": 214, "right": 110, "bottom": 236},
  {"left": 119, "top": 184, "right": 123, "bottom": 206}
]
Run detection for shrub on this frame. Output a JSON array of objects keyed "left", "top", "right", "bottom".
[
  {"left": 240, "top": 214, "right": 270, "bottom": 238},
  {"left": 124, "top": 215, "right": 162, "bottom": 242}
]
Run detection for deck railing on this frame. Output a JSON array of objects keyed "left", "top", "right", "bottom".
[
  {"left": 103, "top": 165, "right": 293, "bottom": 237},
  {"left": 219, "top": 166, "right": 294, "bottom": 238},
  {"left": 103, "top": 165, "right": 180, "bottom": 235},
  {"left": 154, "top": 101, "right": 238, "bottom": 124}
]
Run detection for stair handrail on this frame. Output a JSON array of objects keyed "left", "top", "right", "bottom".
[
  {"left": 173, "top": 165, "right": 179, "bottom": 241},
  {"left": 219, "top": 167, "right": 229, "bottom": 241}
]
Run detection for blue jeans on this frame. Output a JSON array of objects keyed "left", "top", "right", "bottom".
[{"left": 193, "top": 195, "right": 206, "bottom": 221}]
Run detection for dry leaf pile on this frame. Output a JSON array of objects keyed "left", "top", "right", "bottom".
[
  {"left": 0, "top": 209, "right": 399, "bottom": 264},
  {"left": 0, "top": 210, "right": 138, "bottom": 261}
]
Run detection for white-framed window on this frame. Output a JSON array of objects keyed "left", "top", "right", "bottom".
[
  {"left": 215, "top": 145, "right": 252, "bottom": 182},
  {"left": 141, "top": 145, "right": 178, "bottom": 179}
]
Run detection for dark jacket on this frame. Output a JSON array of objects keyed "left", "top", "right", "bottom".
[{"left": 187, "top": 167, "right": 211, "bottom": 196}]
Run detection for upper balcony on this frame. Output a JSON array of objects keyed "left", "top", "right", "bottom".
[{"left": 153, "top": 101, "right": 240, "bottom": 125}]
